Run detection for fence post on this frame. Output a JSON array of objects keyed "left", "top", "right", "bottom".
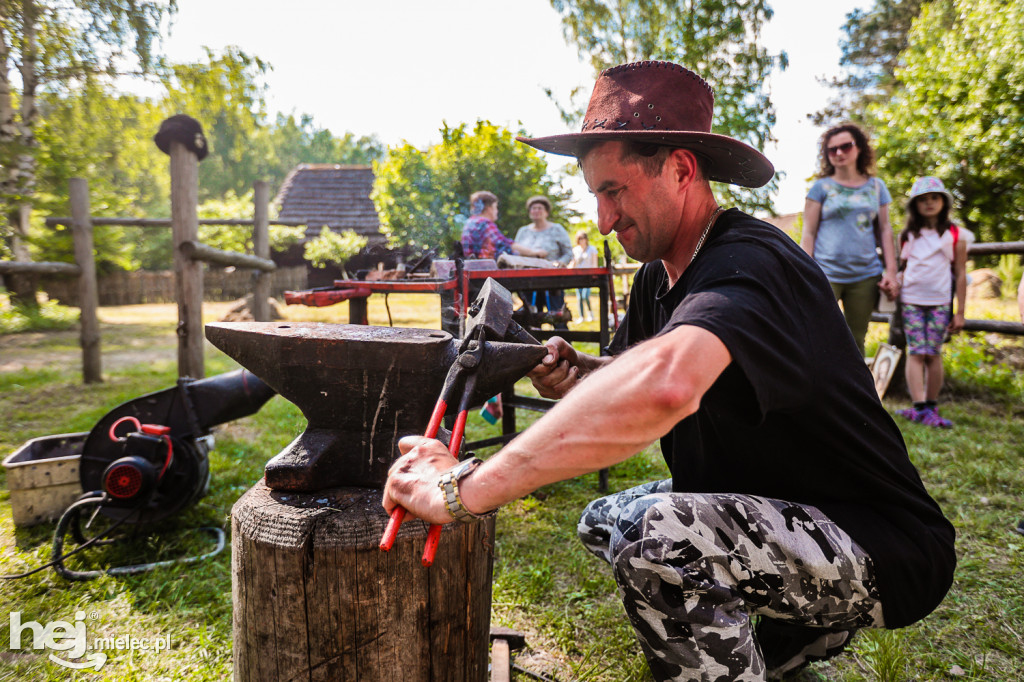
[
  {"left": 170, "top": 139, "right": 204, "bottom": 379},
  {"left": 252, "top": 181, "right": 271, "bottom": 321},
  {"left": 70, "top": 178, "right": 102, "bottom": 384}
]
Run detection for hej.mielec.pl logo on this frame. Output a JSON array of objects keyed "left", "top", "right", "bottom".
[{"left": 8, "top": 610, "right": 172, "bottom": 670}]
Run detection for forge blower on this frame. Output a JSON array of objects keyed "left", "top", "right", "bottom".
[{"left": 5, "top": 369, "right": 275, "bottom": 581}]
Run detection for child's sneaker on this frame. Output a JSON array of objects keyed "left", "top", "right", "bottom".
[
  {"left": 919, "top": 406, "right": 952, "bottom": 428},
  {"left": 896, "top": 407, "right": 924, "bottom": 423}
]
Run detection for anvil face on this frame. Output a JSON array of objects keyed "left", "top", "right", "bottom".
[
  {"left": 207, "top": 322, "right": 456, "bottom": 491},
  {"left": 205, "top": 321, "right": 546, "bottom": 493}
]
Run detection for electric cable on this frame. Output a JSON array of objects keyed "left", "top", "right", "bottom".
[
  {"left": 51, "top": 497, "right": 224, "bottom": 581},
  {"left": 0, "top": 493, "right": 140, "bottom": 580},
  {"left": 1, "top": 492, "right": 226, "bottom": 581}
]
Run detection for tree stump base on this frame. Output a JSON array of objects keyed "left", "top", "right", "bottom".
[{"left": 232, "top": 480, "right": 494, "bottom": 682}]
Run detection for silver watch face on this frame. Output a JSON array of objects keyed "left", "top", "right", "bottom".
[{"left": 452, "top": 457, "right": 480, "bottom": 480}]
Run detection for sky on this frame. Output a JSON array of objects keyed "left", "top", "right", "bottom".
[{"left": 157, "top": 0, "right": 869, "bottom": 218}]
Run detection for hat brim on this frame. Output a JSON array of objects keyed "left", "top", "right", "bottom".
[
  {"left": 517, "top": 130, "right": 774, "bottom": 189},
  {"left": 907, "top": 189, "right": 954, "bottom": 205}
]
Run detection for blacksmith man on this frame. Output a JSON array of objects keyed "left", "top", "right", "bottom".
[{"left": 384, "top": 61, "right": 955, "bottom": 681}]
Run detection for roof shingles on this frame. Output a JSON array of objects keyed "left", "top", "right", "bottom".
[{"left": 275, "top": 164, "right": 382, "bottom": 241}]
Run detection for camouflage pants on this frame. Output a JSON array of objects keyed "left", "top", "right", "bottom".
[{"left": 578, "top": 480, "right": 885, "bottom": 681}]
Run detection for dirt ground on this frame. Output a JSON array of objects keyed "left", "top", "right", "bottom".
[{"left": 0, "top": 302, "right": 240, "bottom": 373}]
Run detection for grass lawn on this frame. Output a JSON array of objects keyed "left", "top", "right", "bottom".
[{"left": 0, "top": 292, "right": 1022, "bottom": 681}]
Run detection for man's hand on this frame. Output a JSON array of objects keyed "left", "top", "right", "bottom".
[
  {"left": 382, "top": 436, "right": 457, "bottom": 525},
  {"left": 527, "top": 337, "right": 586, "bottom": 399}
]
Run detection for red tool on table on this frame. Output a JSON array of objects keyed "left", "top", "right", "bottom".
[{"left": 379, "top": 327, "right": 487, "bottom": 566}]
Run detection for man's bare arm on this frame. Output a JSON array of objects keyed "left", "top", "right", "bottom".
[{"left": 383, "top": 324, "right": 732, "bottom": 523}]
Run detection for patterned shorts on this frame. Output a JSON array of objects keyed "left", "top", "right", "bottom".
[
  {"left": 902, "top": 302, "right": 951, "bottom": 355},
  {"left": 578, "top": 481, "right": 885, "bottom": 681}
]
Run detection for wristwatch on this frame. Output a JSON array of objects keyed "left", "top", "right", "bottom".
[{"left": 438, "top": 457, "right": 498, "bottom": 523}]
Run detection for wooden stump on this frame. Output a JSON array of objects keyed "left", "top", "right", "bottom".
[{"left": 232, "top": 480, "right": 495, "bottom": 682}]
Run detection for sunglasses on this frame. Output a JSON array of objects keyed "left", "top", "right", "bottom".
[{"left": 827, "top": 141, "right": 856, "bottom": 156}]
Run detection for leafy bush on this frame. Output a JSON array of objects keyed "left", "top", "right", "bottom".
[
  {"left": 302, "top": 227, "right": 368, "bottom": 270},
  {"left": 0, "top": 298, "right": 79, "bottom": 333},
  {"left": 996, "top": 254, "right": 1022, "bottom": 299},
  {"left": 945, "top": 332, "right": 1024, "bottom": 401}
]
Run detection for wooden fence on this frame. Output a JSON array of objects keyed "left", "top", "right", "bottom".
[
  {"left": 1, "top": 150, "right": 278, "bottom": 381},
  {"left": 38, "top": 266, "right": 307, "bottom": 307}
]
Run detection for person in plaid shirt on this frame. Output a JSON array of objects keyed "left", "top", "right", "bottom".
[{"left": 461, "top": 190, "right": 544, "bottom": 260}]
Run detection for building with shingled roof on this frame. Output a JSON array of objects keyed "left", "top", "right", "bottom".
[{"left": 273, "top": 164, "right": 396, "bottom": 286}]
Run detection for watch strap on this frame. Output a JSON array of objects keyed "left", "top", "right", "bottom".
[{"left": 438, "top": 458, "right": 497, "bottom": 523}]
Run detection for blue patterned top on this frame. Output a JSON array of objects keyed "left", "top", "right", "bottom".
[{"left": 807, "top": 177, "right": 892, "bottom": 283}]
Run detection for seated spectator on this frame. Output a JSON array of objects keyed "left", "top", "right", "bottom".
[
  {"left": 515, "top": 195, "right": 573, "bottom": 327},
  {"left": 460, "top": 191, "right": 543, "bottom": 260}
]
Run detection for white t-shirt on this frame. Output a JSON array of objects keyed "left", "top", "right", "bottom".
[
  {"left": 571, "top": 244, "right": 598, "bottom": 269},
  {"left": 899, "top": 225, "right": 972, "bottom": 306}
]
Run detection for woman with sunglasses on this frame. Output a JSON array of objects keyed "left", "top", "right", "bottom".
[{"left": 801, "top": 123, "right": 899, "bottom": 356}]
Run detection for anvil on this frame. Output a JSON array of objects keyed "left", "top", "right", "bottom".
[{"left": 206, "top": 283, "right": 546, "bottom": 492}]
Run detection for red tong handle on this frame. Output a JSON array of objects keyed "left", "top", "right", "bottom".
[
  {"left": 379, "top": 398, "right": 453, "bottom": 566},
  {"left": 379, "top": 507, "right": 406, "bottom": 552}
]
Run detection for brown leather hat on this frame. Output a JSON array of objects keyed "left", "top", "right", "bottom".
[{"left": 518, "top": 61, "right": 774, "bottom": 188}]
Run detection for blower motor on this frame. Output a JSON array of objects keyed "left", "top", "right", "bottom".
[
  {"left": 101, "top": 420, "right": 191, "bottom": 506},
  {"left": 79, "top": 369, "right": 274, "bottom": 523}
]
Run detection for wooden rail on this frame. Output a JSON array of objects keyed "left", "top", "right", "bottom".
[
  {"left": 0, "top": 261, "right": 80, "bottom": 276},
  {"left": 179, "top": 240, "right": 276, "bottom": 272},
  {"left": 44, "top": 217, "right": 307, "bottom": 228},
  {"left": 966, "top": 241, "right": 1024, "bottom": 256},
  {"left": 872, "top": 313, "right": 1024, "bottom": 336}
]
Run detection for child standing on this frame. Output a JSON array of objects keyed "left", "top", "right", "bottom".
[{"left": 896, "top": 177, "right": 971, "bottom": 428}]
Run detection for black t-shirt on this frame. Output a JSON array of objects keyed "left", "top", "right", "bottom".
[{"left": 609, "top": 209, "right": 955, "bottom": 628}]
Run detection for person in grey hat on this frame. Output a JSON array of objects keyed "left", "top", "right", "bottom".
[
  {"left": 515, "top": 195, "right": 574, "bottom": 324},
  {"left": 384, "top": 61, "right": 955, "bottom": 681}
]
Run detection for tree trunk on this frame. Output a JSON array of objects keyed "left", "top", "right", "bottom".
[
  {"left": 1, "top": 19, "right": 17, "bottom": 297},
  {"left": 6, "top": 204, "right": 37, "bottom": 306},
  {"left": 4, "top": 0, "right": 40, "bottom": 308},
  {"left": 232, "top": 481, "right": 494, "bottom": 682}
]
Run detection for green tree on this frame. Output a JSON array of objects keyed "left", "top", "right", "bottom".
[
  {"left": 31, "top": 79, "right": 168, "bottom": 271},
  {"left": 268, "top": 113, "right": 383, "bottom": 188},
  {"left": 372, "top": 120, "right": 578, "bottom": 255},
  {"left": 1, "top": 0, "right": 175, "bottom": 300},
  {"left": 198, "top": 190, "right": 304, "bottom": 260},
  {"left": 547, "top": 0, "right": 786, "bottom": 214},
  {"left": 867, "top": 0, "right": 1024, "bottom": 243},
  {"left": 161, "top": 46, "right": 275, "bottom": 201},
  {"left": 162, "top": 50, "right": 385, "bottom": 201},
  {"left": 812, "top": 0, "right": 941, "bottom": 125}
]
